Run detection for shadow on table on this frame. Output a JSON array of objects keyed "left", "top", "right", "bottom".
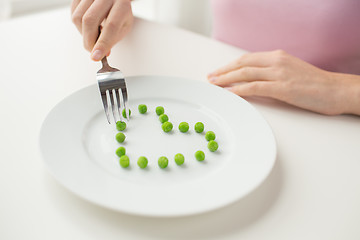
[{"left": 44, "top": 155, "right": 283, "bottom": 239}]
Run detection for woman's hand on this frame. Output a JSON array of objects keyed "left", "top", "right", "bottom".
[
  {"left": 71, "top": 0, "right": 133, "bottom": 61},
  {"left": 208, "top": 50, "right": 360, "bottom": 115}
]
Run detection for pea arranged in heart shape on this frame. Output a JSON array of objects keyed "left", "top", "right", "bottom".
[{"left": 115, "top": 104, "right": 219, "bottom": 169}]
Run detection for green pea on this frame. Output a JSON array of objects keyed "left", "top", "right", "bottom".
[
  {"left": 156, "top": 106, "right": 164, "bottom": 116},
  {"left": 116, "top": 121, "right": 126, "bottom": 131},
  {"left": 137, "top": 156, "right": 148, "bottom": 169},
  {"left": 159, "top": 114, "right": 169, "bottom": 123},
  {"left": 162, "top": 121, "right": 173, "bottom": 132},
  {"left": 138, "top": 104, "right": 147, "bottom": 114},
  {"left": 205, "top": 131, "right": 216, "bottom": 141},
  {"left": 115, "top": 147, "right": 126, "bottom": 157},
  {"left": 122, "top": 108, "right": 131, "bottom": 119},
  {"left": 194, "top": 122, "right": 204, "bottom": 133},
  {"left": 174, "top": 153, "right": 185, "bottom": 165},
  {"left": 208, "top": 140, "right": 219, "bottom": 152},
  {"left": 115, "top": 132, "right": 126, "bottom": 143},
  {"left": 119, "top": 155, "right": 130, "bottom": 168},
  {"left": 158, "top": 156, "right": 169, "bottom": 169},
  {"left": 178, "top": 122, "right": 189, "bottom": 133},
  {"left": 195, "top": 150, "right": 205, "bottom": 161}
]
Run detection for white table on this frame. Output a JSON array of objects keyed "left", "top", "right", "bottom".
[{"left": 1, "top": 8, "right": 360, "bottom": 240}]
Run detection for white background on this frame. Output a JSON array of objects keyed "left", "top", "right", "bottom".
[{"left": 4, "top": 0, "right": 212, "bottom": 36}]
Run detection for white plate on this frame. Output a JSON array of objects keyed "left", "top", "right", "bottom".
[{"left": 39, "top": 76, "right": 276, "bottom": 217}]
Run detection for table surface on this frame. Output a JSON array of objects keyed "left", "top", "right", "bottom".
[{"left": 1, "top": 8, "right": 360, "bottom": 240}]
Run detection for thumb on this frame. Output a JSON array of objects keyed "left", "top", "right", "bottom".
[{"left": 90, "top": 38, "right": 112, "bottom": 61}]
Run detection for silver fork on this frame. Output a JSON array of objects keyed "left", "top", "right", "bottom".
[{"left": 97, "top": 56, "right": 129, "bottom": 123}]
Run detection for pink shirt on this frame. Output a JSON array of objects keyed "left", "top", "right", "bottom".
[{"left": 211, "top": 0, "right": 360, "bottom": 74}]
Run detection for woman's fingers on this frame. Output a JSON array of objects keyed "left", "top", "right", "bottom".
[
  {"left": 208, "top": 50, "right": 286, "bottom": 78},
  {"left": 210, "top": 67, "right": 273, "bottom": 87},
  {"left": 91, "top": 0, "right": 133, "bottom": 61},
  {"left": 70, "top": 0, "right": 81, "bottom": 14},
  {"left": 229, "top": 81, "right": 277, "bottom": 98},
  {"left": 71, "top": 0, "right": 133, "bottom": 60},
  {"left": 71, "top": 0, "right": 94, "bottom": 33},
  {"left": 82, "top": 0, "right": 113, "bottom": 51}
]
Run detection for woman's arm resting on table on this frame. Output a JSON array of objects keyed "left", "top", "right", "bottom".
[
  {"left": 208, "top": 50, "right": 360, "bottom": 116},
  {"left": 71, "top": 0, "right": 133, "bottom": 61}
]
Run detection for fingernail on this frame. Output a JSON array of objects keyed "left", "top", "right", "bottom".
[{"left": 91, "top": 50, "right": 103, "bottom": 61}]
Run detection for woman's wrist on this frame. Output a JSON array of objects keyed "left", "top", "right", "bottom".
[{"left": 332, "top": 72, "right": 360, "bottom": 115}]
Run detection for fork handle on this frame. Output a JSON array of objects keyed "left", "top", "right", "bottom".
[{"left": 101, "top": 56, "right": 109, "bottom": 68}]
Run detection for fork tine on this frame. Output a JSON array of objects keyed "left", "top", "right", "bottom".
[
  {"left": 121, "top": 87, "right": 129, "bottom": 120},
  {"left": 115, "top": 89, "right": 123, "bottom": 122},
  {"left": 108, "top": 89, "right": 117, "bottom": 123},
  {"left": 101, "top": 91, "right": 110, "bottom": 124}
]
